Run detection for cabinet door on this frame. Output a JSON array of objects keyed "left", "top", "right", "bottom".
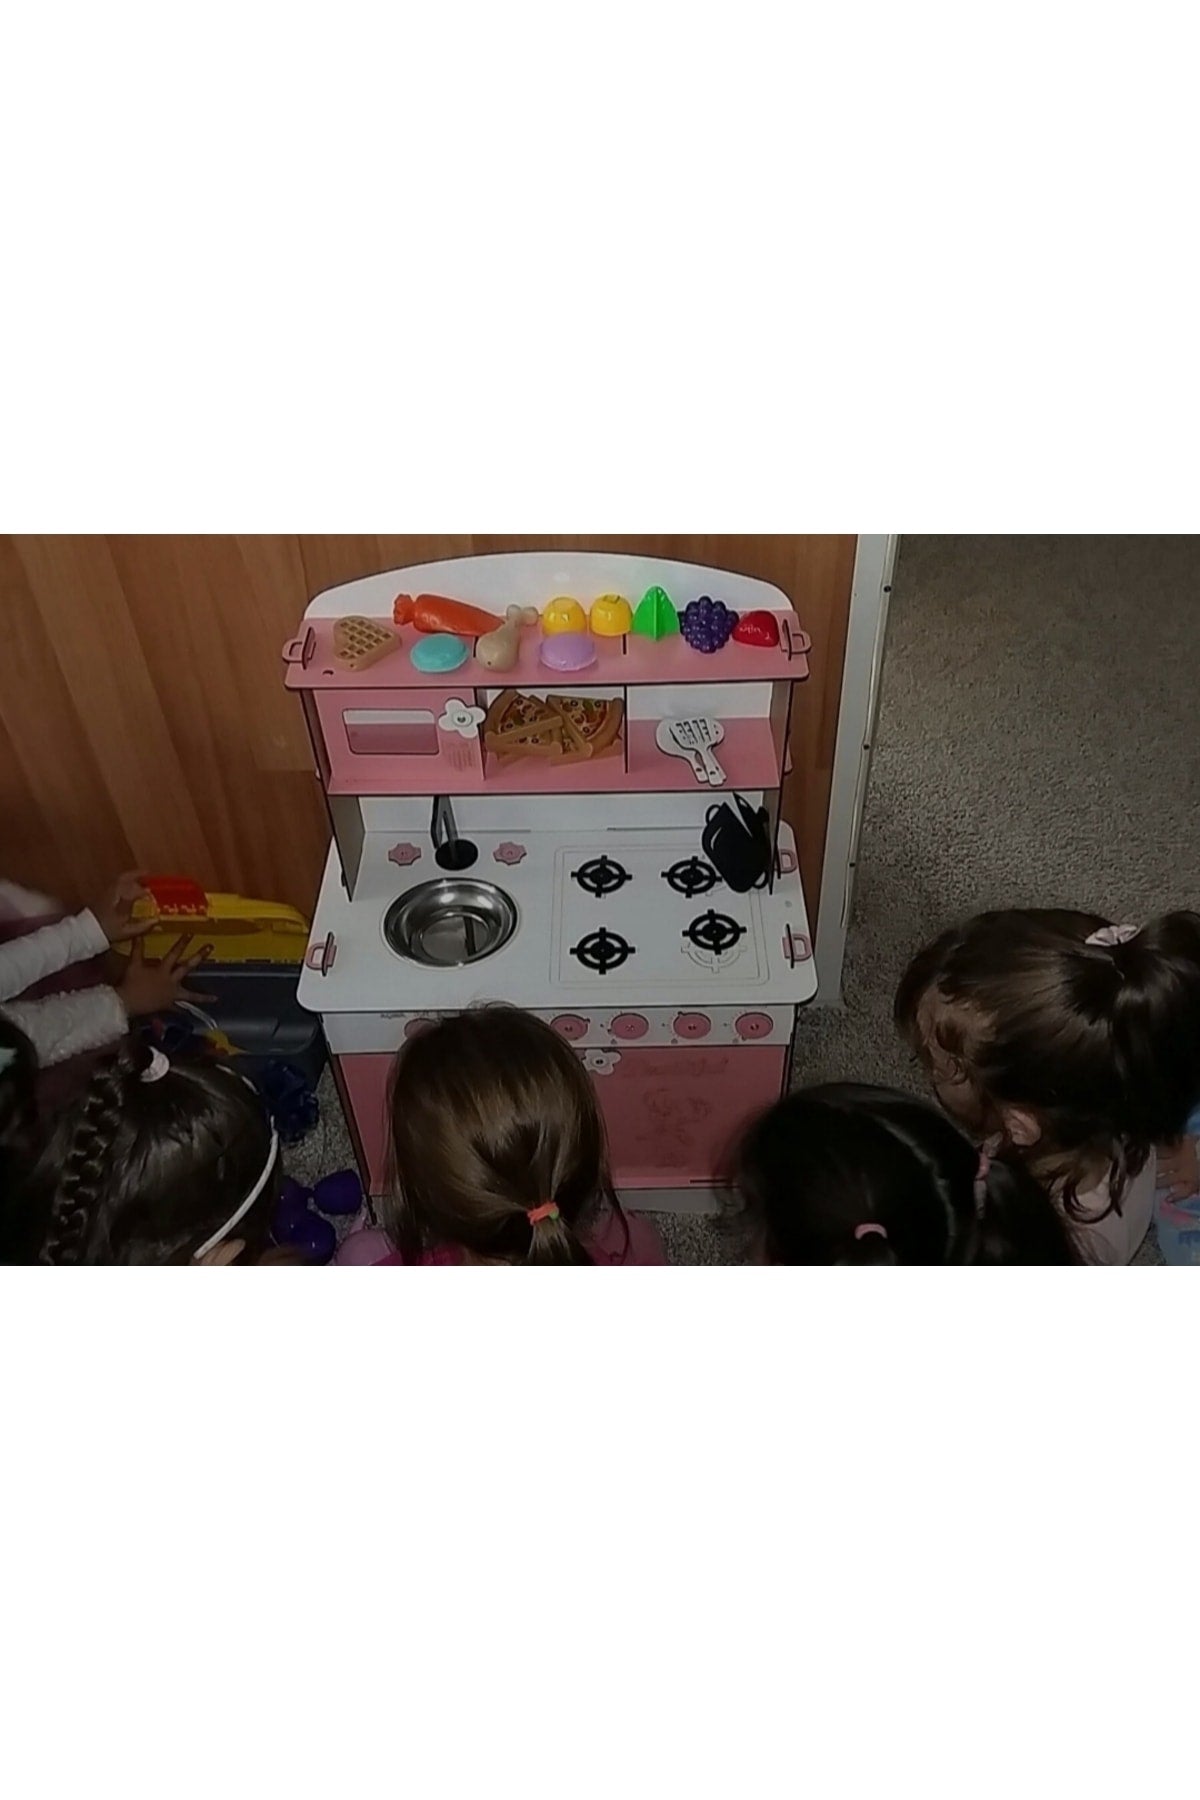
[
  {"left": 338, "top": 1053, "right": 394, "bottom": 1194},
  {"left": 583, "top": 1046, "right": 786, "bottom": 1188}
]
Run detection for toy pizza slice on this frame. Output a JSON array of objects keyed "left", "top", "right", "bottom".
[
  {"left": 483, "top": 691, "right": 567, "bottom": 758},
  {"left": 333, "top": 616, "right": 398, "bottom": 672},
  {"left": 548, "top": 694, "right": 624, "bottom": 757}
]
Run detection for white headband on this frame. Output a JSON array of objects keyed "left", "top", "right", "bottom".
[{"left": 192, "top": 1123, "right": 280, "bottom": 1261}]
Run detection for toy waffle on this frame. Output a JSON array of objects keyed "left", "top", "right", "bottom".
[{"left": 333, "top": 616, "right": 398, "bottom": 672}]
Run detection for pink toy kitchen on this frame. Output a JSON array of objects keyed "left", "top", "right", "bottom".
[{"left": 283, "top": 550, "right": 820, "bottom": 1213}]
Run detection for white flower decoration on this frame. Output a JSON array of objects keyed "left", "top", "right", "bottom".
[
  {"left": 582, "top": 1049, "right": 620, "bottom": 1076},
  {"left": 438, "top": 700, "right": 485, "bottom": 739}
]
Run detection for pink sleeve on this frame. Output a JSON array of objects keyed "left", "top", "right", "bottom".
[{"left": 334, "top": 1224, "right": 396, "bottom": 1265}]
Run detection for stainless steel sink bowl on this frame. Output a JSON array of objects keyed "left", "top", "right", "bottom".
[{"left": 382, "top": 879, "right": 518, "bottom": 968}]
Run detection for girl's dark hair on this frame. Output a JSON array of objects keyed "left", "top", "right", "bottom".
[
  {"left": 383, "top": 1005, "right": 617, "bottom": 1265},
  {"left": 34, "top": 1041, "right": 279, "bottom": 1265},
  {"left": 733, "top": 1082, "right": 1076, "bottom": 1265},
  {"left": 0, "top": 1017, "right": 44, "bottom": 1262},
  {"left": 894, "top": 908, "right": 1200, "bottom": 1215}
]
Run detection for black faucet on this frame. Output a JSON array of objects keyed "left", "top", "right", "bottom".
[{"left": 431, "top": 795, "right": 478, "bottom": 871}]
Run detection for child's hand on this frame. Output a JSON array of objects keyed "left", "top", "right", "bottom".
[
  {"left": 1157, "top": 1136, "right": 1200, "bottom": 1201},
  {"left": 118, "top": 937, "right": 214, "bottom": 1019},
  {"left": 93, "top": 872, "right": 155, "bottom": 946}
]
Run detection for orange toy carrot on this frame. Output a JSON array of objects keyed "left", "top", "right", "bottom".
[{"left": 392, "top": 592, "right": 503, "bottom": 636}]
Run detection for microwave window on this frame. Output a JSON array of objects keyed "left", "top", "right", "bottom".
[{"left": 344, "top": 709, "right": 439, "bottom": 757}]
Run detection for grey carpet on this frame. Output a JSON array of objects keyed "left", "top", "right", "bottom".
[{"left": 290, "top": 537, "right": 1200, "bottom": 1262}]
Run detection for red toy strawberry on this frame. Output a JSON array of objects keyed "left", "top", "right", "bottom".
[{"left": 732, "top": 610, "right": 780, "bottom": 648}]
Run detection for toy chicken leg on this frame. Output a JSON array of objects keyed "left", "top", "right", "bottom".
[{"left": 475, "top": 605, "right": 539, "bottom": 672}]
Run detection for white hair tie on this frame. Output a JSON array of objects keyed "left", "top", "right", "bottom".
[
  {"left": 1085, "top": 924, "right": 1139, "bottom": 948},
  {"left": 140, "top": 1047, "right": 171, "bottom": 1083}
]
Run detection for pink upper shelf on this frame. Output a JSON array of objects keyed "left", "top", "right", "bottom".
[{"left": 283, "top": 616, "right": 811, "bottom": 690}]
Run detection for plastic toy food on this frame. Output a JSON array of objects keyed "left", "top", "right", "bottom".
[
  {"left": 680, "top": 596, "right": 738, "bottom": 653},
  {"left": 541, "top": 596, "right": 587, "bottom": 635},
  {"left": 475, "top": 604, "right": 539, "bottom": 672},
  {"left": 411, "top": 633, "right": 469, "bottom": 673},
  {"left": 539, "top": 631, "right": 596, "bottom": 672},
  {"left": 631, "top": 585, "right": 678, "bottom": 639},
  {"left": 333, "top": 616, "right": 399, "bottom": 672},
  {"left": 392, "top": 593, "right": 503, "bottom": 636},
  {"left": 484, "top": 691, "right": 623, "bottom": 764},
  {"left": 589, "top": 594, "right": 633, "bottom": 637},
  {"left": 732, "top": 610, "right": 781, "bottom": 648}
]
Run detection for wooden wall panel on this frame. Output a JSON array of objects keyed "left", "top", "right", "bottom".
[{"left": 0, "top": 536, "right": 855, "bottom": 925}]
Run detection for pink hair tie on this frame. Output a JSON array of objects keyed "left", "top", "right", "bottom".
[
  {"left": 854, "top": 1222, "right": 887, "bottom": 1241},
  {"left": 1085, "top": 924, "right": 1139, "bottom": 948}
]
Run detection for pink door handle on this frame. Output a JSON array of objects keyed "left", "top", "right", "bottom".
[
  {"left": 782, "top": 928, "right": 812, "bottom": 966},
  {"left": 282, "top": 628, "right": 315, "bottom": 667},
  {"left": 305, "top": 931, "right": 337, "bottom": 975},
  {"left": 775, "top": 846, "right": 798, "bottom": 876}
]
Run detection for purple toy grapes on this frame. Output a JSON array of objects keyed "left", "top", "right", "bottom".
[{"left": 680, "top": 595, "right": 738, "bottom": 653}]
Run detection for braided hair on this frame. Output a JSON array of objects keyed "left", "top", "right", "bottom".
[
  {"left": 0, "top": 1016, "right": 42, "bottom": 1262},
  {"left": 36, "top": 1041, "right": 279, "bottom": 1265},
  {"left": 733, "top": 1082, "right": 1075, "bottom": 1265}
]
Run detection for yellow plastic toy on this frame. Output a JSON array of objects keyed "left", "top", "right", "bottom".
[
  {"left": 589, "top": 594, "right": 633, "bottom": 637},
  {"left": 541, "top": 595, "right": 587, "bottom": 636},
  {"left": 116, "top": 878, "right": 310, "bottom": 966}
]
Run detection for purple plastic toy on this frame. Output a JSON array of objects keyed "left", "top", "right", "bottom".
[
  {"left": 681, "top": 596, "right": 738, "bottom": 653},
  {"left": 272, "top": 1176, "right": 336, "bottom": 1263},
  {"left": 538, "top": 631, "right": 596, "bottom": 672},
  {"left": 313, "top": 1169, "right": 364, "bottom": 1216}
]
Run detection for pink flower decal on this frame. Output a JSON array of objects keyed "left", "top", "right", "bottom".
[
  {"left": 388, "top": 842, "right": 422, "bottom": 867},
  {"left": 493, "top": 841, "right": 527, "bottom": 866}
]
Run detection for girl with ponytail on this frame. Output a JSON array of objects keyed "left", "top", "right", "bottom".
[
  {"left": 895, "top": 908, "right": 1200, "bottom": 1263},
  {"left": 732, "top": 1082, "right": 1075, "bottom": 1265},
  {"left": 337, "top": 1005, "right": 664, "bottom": 1266},
  {"left": 33, "top": 1041, "right": 281, "bottom": 1265}
]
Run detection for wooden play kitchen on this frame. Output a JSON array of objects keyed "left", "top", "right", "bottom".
[{"left": 284, "top": 550, "right": 818, "bottom": 1212}]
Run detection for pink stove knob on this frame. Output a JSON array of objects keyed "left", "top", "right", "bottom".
[
  {"left": 674, "top": 1011, "right": 711, "bottom": 1039},
  {"left": 404, "top": 1017, "right": 434, "bottom": 1040},
  {"left": 735, "top": 1011, "right": 773, "bottom": 1041},
  {"left": 611, "top": 1012, "right": 648, "bottom": 1041},
  {"left": 552, "top": 1014, "right": 588, "bottom": 1041}
]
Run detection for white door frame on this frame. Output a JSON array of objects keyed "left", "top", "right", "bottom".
[{"left": 812, "top": 534, "right": 898, "bottom": 1005}]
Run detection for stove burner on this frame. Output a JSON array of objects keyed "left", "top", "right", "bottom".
[
  {"left": 684, "top": 910, "right": 745, "bottom": 957},
  {"left": 572, "top": 855, "right": 632, "bottom": 899},
  {"left": 571, "top": 927, "right": 635, "bottom": 975},
  {"left": 663, "top": 857, "right": 719, "bottom": 899}
]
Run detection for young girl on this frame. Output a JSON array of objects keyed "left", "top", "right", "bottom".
[
  {"left": 32, "top": 1041, "right": 282, "bottom": 1265},
  {"left": 0, "top": 873, "right": 206, "bottom": 1066},
  {"left": 732, "top": 1081, "right": 1075, "bottom": 1264},
  {"left": 337, "top": 1005, "right": 666, "bottom": 1266},
  {"left": 894, "top": 908, "right": 1200, "bottom": 1264}
]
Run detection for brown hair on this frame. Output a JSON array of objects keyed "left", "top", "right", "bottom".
[
  {"left": 33, "top": 1042, "right": 280, "bottom": 1265},
  {"left": 734, "top": 1083, "right": 1075, "bottom": 1265},
  {"left": 383, "top": 1006, "right": 617, "bottom": 1264},
  {"left": 895, "top": 908, "right": 1200, "bottom": 1215}
]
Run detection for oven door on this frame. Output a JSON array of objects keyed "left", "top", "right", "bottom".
[{"left": 581, "top": 1044, "right": 785, "bottom": 1187}]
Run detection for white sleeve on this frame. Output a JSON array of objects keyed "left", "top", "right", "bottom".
[
  {"left": 0, "top": 987, "right": 128, "bottom": 1065},
  {"left": 0, "top": 879, "right": 60, "bottom": 922},
  {"left": 0, "top": 908, "right": 109, "bottom": 1002}
]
